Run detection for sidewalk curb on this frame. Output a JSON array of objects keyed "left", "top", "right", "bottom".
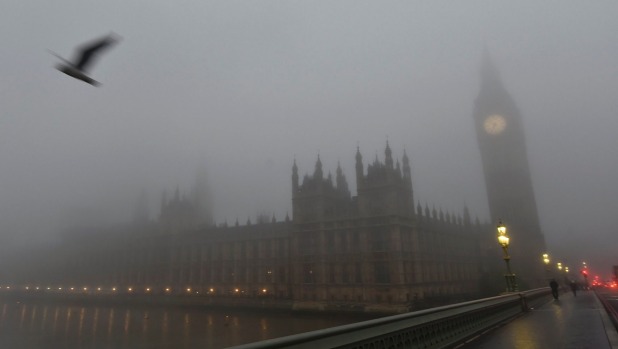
[{"left": 593, "top": 292, "right": 618, "bottom": 349}]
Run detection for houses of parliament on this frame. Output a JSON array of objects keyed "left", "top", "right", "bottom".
[
  {"left": 46, "top": 144, "right": 483, "bottom": 313},
  {"left": 15, "top": 54, "right": 547, "bottom": 313}
]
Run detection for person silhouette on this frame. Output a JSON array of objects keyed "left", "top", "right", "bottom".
[{"left": 550, "top": 279, "right": 559, "bottom": 300}]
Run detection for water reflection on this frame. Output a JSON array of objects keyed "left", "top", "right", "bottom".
[
  {"left": 92, "top": 308, "right": 99, "bottom": 340},
  {"left": 52, "top": 307, "right": 59, "bottom": 334},
  {"left": 1, "top": 304, "right": 7, "bottom": 326},
  {"left": 0, "top": 298, "right": 375, "bottom": 348},
  {"left": 19, "top": 303, "right": 27, "bottom": 330},
  {"left": 64, "top": 307, "right": 71, "bottom": 338},
  {"left": 107, "top": 308, "right": 114, "bottom": 340},
  {"left": 40, "top": 306, "right": 47, "bottom": 332}
]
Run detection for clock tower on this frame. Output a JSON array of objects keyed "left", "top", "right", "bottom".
[{"left": 473, "top": 51, "right": 547, "bottom": 287}]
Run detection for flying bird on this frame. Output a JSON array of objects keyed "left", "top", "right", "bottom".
[{"left": 50, "top": 33, "right": 121, "bottom": 86}]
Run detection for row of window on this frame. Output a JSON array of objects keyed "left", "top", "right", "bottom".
[{"left": 302, "top": 262, "right": 390, "bottom": 284}]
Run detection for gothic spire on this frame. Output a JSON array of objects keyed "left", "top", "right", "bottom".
[
  {"left": 481, "top": 45, "right": 501, "bottom": 86},
  {"left": 355, "top": 146, "right": 364, "bottom": 189},
  {"left": 314, "top": 154, "right": 323, "bottom": 179},
  {"left": 463, "top": 203, "right": 471, "bottom": 226},
  {"left": 292, "top": 158, "right": 299, "bottom": 193},
  {"left": 402, "top": 149, "right": 411, "bottom": 180},
  {"left": 478, "top": 47, "right": 510, "bottom": 108},
  {"left": 385, "top": 141, "right": 393, "bottom": 169},
  {"left": 336, "top": 161, "right": 349, "bottom": 194}
]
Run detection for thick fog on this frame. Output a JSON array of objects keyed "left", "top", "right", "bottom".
[{"left": 1, "top": 2, "right": 617, "bottom": 277}]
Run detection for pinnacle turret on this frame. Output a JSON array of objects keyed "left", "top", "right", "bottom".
[
  {"left": 355, "top": 146, "right": 364, "bottom": 189},
  {"left": 292, "top": 158, "right": 299, "bottom": 193},
  {"left": 385, "top": 141, "right": 393, "bottom": 169},
  {"left": 314, "top": 155, "right": 323, "bottom": 179}
]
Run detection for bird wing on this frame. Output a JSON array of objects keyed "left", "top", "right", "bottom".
[
  {"left": 73, "top": 34, "right": 119, "bottom": 72},
  {"left": 47, "top": 49, "right": 74, "bottom": 66}
]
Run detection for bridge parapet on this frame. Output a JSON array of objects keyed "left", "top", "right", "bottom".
[{"left": 229, "top": 288, "right": 552, "bottom": 349}]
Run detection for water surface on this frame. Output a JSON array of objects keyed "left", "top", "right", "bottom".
[{"left": 0, "top": 299, "right": 374, "bottom": 348}]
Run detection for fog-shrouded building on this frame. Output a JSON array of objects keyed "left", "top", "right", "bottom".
[
  {"left": 8, "top": 52, "right": 551, "bottom": 310},
  {"left": 472, "top": 51, "right": 547, "bottom": 288},
  {"left": 40, "top": 143, "right": 486, "bottom": 314}
]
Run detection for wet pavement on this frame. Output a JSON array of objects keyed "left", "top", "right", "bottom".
[{"left": 459, "top": 289, "right": 618, "bottom": 349}]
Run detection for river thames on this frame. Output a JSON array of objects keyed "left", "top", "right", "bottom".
[{"left": 0, "top": 298, "right": 376, "bottom": 348}]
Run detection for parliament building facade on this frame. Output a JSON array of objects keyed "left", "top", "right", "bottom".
[{"left": 48, "top": 143, "right": 486, "bottom": 313}]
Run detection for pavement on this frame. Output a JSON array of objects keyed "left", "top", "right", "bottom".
[{"left": 458, "top": 289, "right": 618, "bottom": 349}]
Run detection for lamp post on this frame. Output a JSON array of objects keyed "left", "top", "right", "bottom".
[
  {"left": 582, "top": 262, "right": 589, "bottom": 288},
  {"left": 497, "top": 220, "right": 518, "bottom": 292},
  {"left": 543, "top": 253, "right": 550, "bottom": 280}
]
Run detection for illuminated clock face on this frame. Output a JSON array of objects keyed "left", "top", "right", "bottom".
[{"left": 484, "top": 114, "right": 507, "bottom": 135}]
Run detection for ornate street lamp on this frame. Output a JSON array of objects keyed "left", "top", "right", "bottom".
[
  {"left": 543, "top": 253, "right": 551, "bottom": 280},
  {"left": 497, "top": 220, "right": 518, "bottom": 292},
  {"left": 543, "top": 253, "right": 550, "bottom": 265}
]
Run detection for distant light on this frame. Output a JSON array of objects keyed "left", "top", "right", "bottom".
[
  {"left": 262, "top": 289, "right": 267, "bottom": 293},
  {"left": 186, "top": 288, "right": 191, "bottom": 292},
  {"left": 128, "top": 287, "right": 133, "bottom": 292},
  {"left": 146, "top": 288, "right": 151, "bottom": 292},
  {"left": 83, "top": 287, "right": 88, "bottom": 291},
  {"left": 36, "top": 287, "right": 40, "bottom": 290},
  {"left": 25, "top": 286, "right": 29, "bottom": 290},
  {"left": 58, "top": 287, "right": 62, "bottom": 290},
  {"left": 234, "top": 288, "right": 239, "bottom": 293},
  {"left": 209, "top": 288, "right": 214, "bottom": 293},
  {"left": 47, "top": 287, "right": 51, "bottom": 290},
  {"left": 112, "top": 287, "right": 117, "bottom": 291},
  {"left": 6, "top": 286, "right": 9, "bottom": 289},
  {"left": 70, "top": 287, "right": 74, "bottom": 291},
  {"left": 165, "top": 288, "right": 170, "bottom": 292},
  {"left": 97, "top": 287, "right": 101, "bottom": 291}
]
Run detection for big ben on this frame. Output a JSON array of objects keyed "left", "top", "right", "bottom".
[{"left": 473, "top": 51, "right": 547, "bottom": 287}]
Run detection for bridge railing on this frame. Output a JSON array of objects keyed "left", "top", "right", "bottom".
[{"left": 228, "top": 288, "right": 552, "bottom": 349}]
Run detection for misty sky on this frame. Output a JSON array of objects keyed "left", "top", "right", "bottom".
[{"left": 1, "top": 2, "right": 617, "bottom": 277}]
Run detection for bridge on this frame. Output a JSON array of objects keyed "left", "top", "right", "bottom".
[{"left": 229, "top": 288, "right": 618, "bottom": 349}]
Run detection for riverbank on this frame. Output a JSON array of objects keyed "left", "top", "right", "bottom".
[{"left": 0, "top": 290, "right": 399, "bottom": 316}]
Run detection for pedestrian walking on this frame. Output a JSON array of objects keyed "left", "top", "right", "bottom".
[
  {"left": 570, "top": 280, "right": 577, "bottom": 297},
  {"left": 550, "top": 279, "right": 559, "bottom": 300}
]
